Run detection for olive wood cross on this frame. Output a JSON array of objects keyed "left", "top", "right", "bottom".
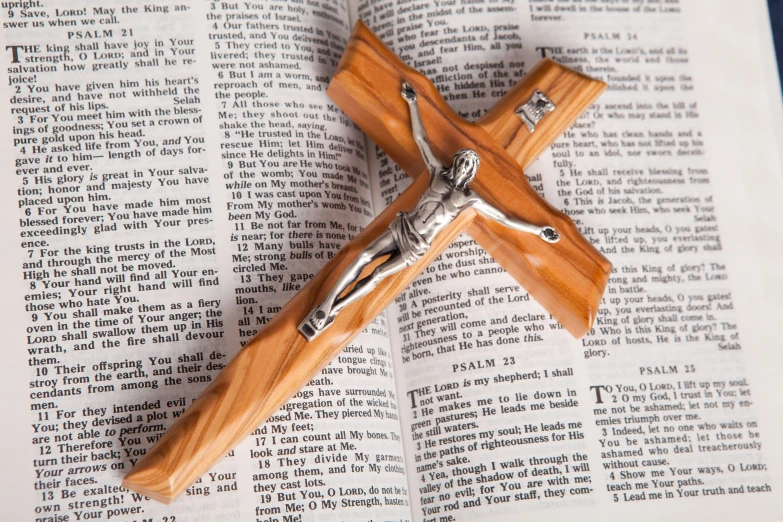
[{"left": 123, "top": 21, "right": 611, "bottom": 503}]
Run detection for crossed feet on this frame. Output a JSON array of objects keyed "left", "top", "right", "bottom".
[{"left": 298, "top": 303, "right": 337, "bottom": 341}]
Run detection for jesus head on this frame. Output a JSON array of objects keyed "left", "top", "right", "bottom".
[{"left": 450, "top": 148, "right": 480, "bottom": 190}]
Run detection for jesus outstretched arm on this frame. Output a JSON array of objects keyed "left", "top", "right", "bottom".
[
  {"left": 467, "top": 195, "right": 560, "bottom": 243},
  {"left": 401, "top": 82, "right": 442, "bottom": 178}
]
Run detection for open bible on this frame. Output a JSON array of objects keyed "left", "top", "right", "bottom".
[{"left": 1, "top": 0, "right": 782, "bottom": 521}]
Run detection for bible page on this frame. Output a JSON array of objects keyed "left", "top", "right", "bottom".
[
  {"left": 356, "top": 0, "right": 783, "bottom": 520},
  {"left": 0, "top": 0, "right": 413, "bottom": 520}
]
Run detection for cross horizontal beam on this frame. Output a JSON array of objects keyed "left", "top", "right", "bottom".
[{"left": 327, "top": 21, "right": 611, "bottom": 337}]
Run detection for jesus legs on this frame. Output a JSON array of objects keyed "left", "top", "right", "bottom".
[
  {"left": 300, "top": 231, "right": 408, "bottom": 340},
  {"left": 330, "top": 246, "right": 408, "bottom": 317}
]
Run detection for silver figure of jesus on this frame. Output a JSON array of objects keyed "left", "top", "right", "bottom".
[{"left": 298, "top": 82, "right": 560, "bottom": 341}]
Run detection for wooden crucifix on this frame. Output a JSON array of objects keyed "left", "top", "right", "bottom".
[{"left": 123, "top": 21, "right": 612, "bottom": 503}]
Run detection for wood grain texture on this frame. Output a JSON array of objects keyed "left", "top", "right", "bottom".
[
  {"left": 327, "top": 21, "right": 612, "bottom": 336},
  {"left": 123, "top": 173, "right": 472, "bottom": 503},
  {"left": 123, "top": 21, "right": 611, "bottom": 503}
]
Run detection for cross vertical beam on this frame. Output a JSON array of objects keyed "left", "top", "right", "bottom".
[{"left": 122, "top": 22, "right": 610, "bottom": 504}]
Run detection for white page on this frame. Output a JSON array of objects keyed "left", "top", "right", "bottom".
[
  {"left": 0, "top": 0, "right": 413, "bottom": 520},
  {"left": 357, "top": 0, "right": 783, "bottom": 520}
]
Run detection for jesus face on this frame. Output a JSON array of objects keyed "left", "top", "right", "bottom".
[{"left": 450, "top": 149, "right": 480, "bottom": 189}]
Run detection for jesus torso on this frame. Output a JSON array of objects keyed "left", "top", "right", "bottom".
[{"left": 406, "top": 173, "right": 471, "bottom": 242}]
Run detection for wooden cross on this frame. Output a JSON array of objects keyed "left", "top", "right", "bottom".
[{"left": 123, "top": 21, "right": 612, "bottom": 503}]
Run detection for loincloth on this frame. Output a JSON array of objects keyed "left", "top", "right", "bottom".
[{"left": 389, "top": 211, "right": 429, "bottom": 266}]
